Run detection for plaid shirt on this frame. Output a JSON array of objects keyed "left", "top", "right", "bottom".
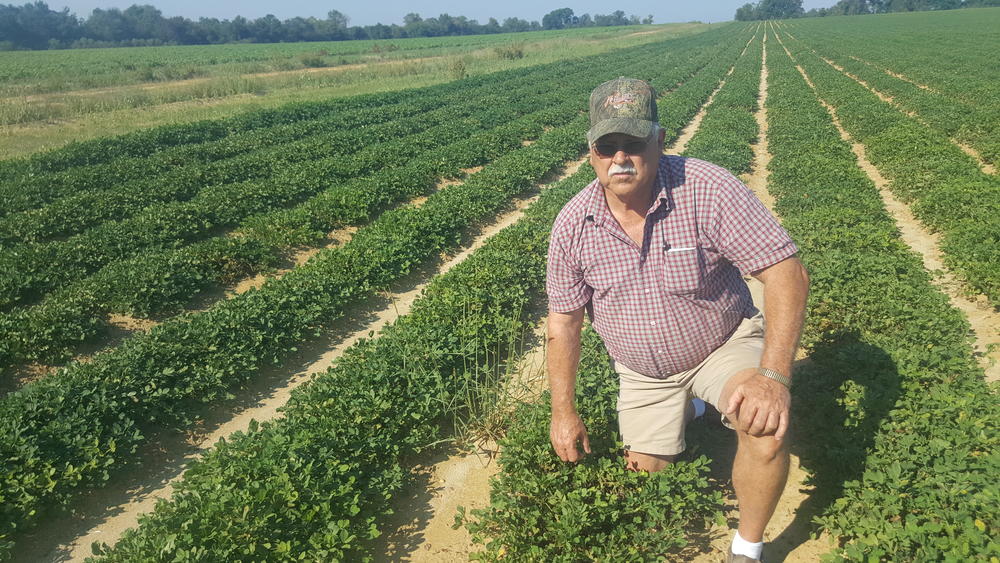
[{"left": 546, "top": 155, "right": 798, "bottom": 378}]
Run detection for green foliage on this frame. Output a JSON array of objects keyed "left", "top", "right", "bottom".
[
  {"left": 765, "top": 34, "right": 999, "bottom": 561},
  {"left": 462, "top": 331, "right": 722, "bottom": 561}
]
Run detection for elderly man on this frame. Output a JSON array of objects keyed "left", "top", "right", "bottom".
[{"left": 545, "top": 77, "right": 809, "bottom": 562}]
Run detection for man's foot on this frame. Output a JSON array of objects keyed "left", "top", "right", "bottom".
[{"left": 725, "top": 550, "right": 762, "bottom": 563}]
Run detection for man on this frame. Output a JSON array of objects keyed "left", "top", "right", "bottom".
[{"left": 545, "top": 77, "right": 809, "bottom": 563}]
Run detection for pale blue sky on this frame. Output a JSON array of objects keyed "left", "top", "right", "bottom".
[{"left": 47, "top": 1, "right": 831, "bottom": 25}]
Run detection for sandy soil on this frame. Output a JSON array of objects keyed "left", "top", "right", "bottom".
[{"left": 775, "top": 29, "right": 1000, "bottom": 383}]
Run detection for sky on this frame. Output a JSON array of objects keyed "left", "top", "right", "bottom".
[{"left": 47, "top": 1, "right": 833, "bottom": 26}]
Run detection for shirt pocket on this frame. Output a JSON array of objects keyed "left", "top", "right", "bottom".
[{"left": 661, "top": 246, "right": 702, "bottom": 295}]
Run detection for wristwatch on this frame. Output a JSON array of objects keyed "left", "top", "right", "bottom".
[{"left": 757, "top": 367, "right": 791, "bottom": 389}]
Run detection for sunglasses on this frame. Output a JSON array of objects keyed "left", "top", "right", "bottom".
[{"left": 592, "top": 139, "right": 649, "bottom": 158}]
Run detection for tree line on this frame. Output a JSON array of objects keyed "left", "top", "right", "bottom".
[
  {"left": 735, "top": 0, "right": 998, "bottom": 20},
  {"left": 0, "top": 2, "right": 654, "bottom": 51}
]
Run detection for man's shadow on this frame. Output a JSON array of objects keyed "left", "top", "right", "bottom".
[{"left": 687, "top": 331, "right": 901, "bottom": 561}]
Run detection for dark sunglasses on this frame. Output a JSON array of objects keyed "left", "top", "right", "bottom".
[{"left": 592, "top": 139, "right": 648, "bottom": 158}]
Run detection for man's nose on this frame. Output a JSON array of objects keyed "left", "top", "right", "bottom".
[{"left": 612, "top": 150, "right": 630, "bottom": 164}]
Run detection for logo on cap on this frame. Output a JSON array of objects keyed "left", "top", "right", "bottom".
[{"left": 604, "top": 93, "right": 636, "bottom": 110}]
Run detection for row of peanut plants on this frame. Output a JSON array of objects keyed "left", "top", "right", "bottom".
[
  {"left": 765, "top": 36, "right": 998, "bottom": 560},
  {"left": 779, "top": 10, "right": 999, "bottom": 114},
  {"left": 0, "top": 94, "right": 442, "bottom": 222},
  {"left": 681, "top": 25, "right": 762, "bottom": 173},
  {"left": 0, "top": 85, "right": 428, "bottom": 183},
  {"left": 0, "top": 55, "right": 606, "bottom": 239},
  {"left": 0, "top": 85, "right": 572, "bottom": 309},
  {"left": 88, "top": 164, "right": 599, "bottom": 562},
  {"left": 0, "top": 28, "right": 741, "bottom": 376},
  {"left": 774, "top": 30, "right": 1000, "bottom": 307},
  {"left": 462, "top": 30, "right": 769, "bottom": 560},
  {"left": 778, "top": 21, "right": 998, "bottom": 168},
  {"left": 0, "top": 105, "right": 569, "bottom": 371},
  {"left": 0, "top": 28, "right": 757, "bottom": 557}
]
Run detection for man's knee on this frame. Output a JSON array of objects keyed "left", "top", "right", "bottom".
[
  {"left": 624, "top": 449, "right": 678, "bottom": 473},
  {"left": 736, "top": 430, "right": 789, "bottom": 463}
]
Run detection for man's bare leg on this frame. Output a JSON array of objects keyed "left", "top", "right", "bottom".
[
  {"left": 722, "top": 368, "right": 790, "bottom": 543},
  {"left": 623, "top": 450, "right": 676, "bottom": 472}
]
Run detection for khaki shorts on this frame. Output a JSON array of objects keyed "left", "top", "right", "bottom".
[{"left": 613, "top": 312, "right": 765, "bottom": 456}]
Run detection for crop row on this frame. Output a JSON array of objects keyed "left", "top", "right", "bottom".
[
  {"left": 0, "top": 96, "right": 562, "bottom": 311},
  {"left": 0, "top": 88, "right": 411, "bottom": 182},
  {"left": 0, "top": 91, "right": 478, "bottom": 239},
  {"left": 464, "top": 29, "right": 769, "bottom": 559},
  {"left": 88, "top": 161, "right": 598, "bottom": 562},
  {"left": 464, "top": 329, "right": 722, "bottom": 561},
  {"left": 785, "top": 34, "right": 998, "bottom": 168},
  {"left": 776, "top": 32, "right": 1000, "bottom": 307},
  {"left": 765, "top": 33, "right": 998, "bottom": 560},
  {"left": 681, "top": 25, "right": 762, "bottom": 173},
  {"left": 0, "top": 102, "right": 580, "bottom": 370},
  {"left": 0, "top": 54, "right": 601, "bottom": 233},
  {"left": 0, "top": 29, "right": 744, "bottom": 372}
]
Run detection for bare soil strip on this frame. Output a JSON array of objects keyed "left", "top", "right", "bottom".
[
  {"left": 668, "top": 32, "right": 757, "bottom": 155},
  {"left": 691, "top": 32, "right": 832, "bottom": 560},
  {"left": 14, "top": 164, "right": 573, "bottom": 561},
  {"left": 846, "top": 55, "right": 942, "bottom": 95},
  {"left": 812, "top": 52, "right": 995, "bottom": 175},
  {"left": 774, "top": 30, "right": 1000, "bottom": 383}
]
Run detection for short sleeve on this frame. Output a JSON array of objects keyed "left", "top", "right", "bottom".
[
  {"left": 707, "top": 175, "right": 799, "bottom": 276},
  {"left": 546, "top": 234, "right": 592, "bottom": 313}
]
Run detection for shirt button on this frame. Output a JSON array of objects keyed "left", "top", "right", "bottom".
[
  {"left": 644, "top": 289, "right": 650, "bottom": 294},
  {"left": 650, "top": 321, "right": 656, "bottom": 326}
]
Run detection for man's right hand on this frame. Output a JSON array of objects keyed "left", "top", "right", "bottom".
[{"left": 549, "top": 409, "right": 592, "bottom": 462}]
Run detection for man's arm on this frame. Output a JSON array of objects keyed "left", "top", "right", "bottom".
[
  {"left": 547, "top": 306, "right": 591, "bottom": 462},
  {"left": 726, "top": 256, "right": 809, "bottom": 440}
]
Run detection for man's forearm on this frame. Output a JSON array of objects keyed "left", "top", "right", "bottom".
[
  {"left": 757, "top": 258, "right": 809, "bottom": 378},
  {"left": 547, "top": 311, "right": 584, "bottom": 414}
]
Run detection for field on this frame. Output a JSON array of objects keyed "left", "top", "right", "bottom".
[
  {"left": 0, "top": 9, "right": 998, "bottom": 562},
  {"left": 0, "top": 22, "right": 715, "bottom": 159}
]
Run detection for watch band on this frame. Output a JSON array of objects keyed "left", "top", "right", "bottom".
[{"left": 757, "top": 367, "right": 791, "bottom": 388}]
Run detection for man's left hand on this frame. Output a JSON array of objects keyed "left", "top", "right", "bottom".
[{"left": 725, "top": 373, "right": 790, "bottom": 440}]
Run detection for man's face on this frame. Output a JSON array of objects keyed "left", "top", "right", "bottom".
[{"left": 590, "top": 130, "right": 665, "bottom": 200}]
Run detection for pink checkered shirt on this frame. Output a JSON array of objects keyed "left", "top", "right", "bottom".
[{"left": 546, "top": 155, "right": 798, "bottom": 378}]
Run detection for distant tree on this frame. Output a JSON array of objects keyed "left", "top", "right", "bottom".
[
  {"left": 541, "top": 7, "right": 574, "bottom": 29},
  {"left": 758, "top": 0, "right": 804, "bottom": 18},
  {"left": 735, "top": 2, "right": 759, "bottom": 19},
  {"left": 577, "top": 13, "right": 593, "bottom": 26},
  {"left": 327, "top": 9, "right": 349, "bottom": 29},
  {"left": 642, "top": 14, "right": 654, "bottom": 24},
  {"left": 501, "top": 16, "right": 532, "bottom": 32}
]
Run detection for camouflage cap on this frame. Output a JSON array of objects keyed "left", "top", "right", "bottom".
[{"left": 586, "top": 77, "right": 658, "bottom": 145}]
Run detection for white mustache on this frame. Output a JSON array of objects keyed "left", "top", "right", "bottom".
[{"left": 609, "top": 163, "right": 636, "bottom": 175}]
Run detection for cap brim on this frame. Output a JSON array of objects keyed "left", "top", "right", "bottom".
[{"left": 587, "top": 118, "right": 656, "bottom": 145}]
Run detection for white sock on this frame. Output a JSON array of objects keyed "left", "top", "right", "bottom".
[
  {"left": 691, "top": 398, "right": 706, "bottom": 418},
  {"left": 731, "top": 530, "right": 764, "bottom": 559}
]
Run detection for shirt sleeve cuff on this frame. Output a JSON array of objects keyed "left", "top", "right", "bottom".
[{"left": 734, "top": 242, "right": 799, "bottom": 277}]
